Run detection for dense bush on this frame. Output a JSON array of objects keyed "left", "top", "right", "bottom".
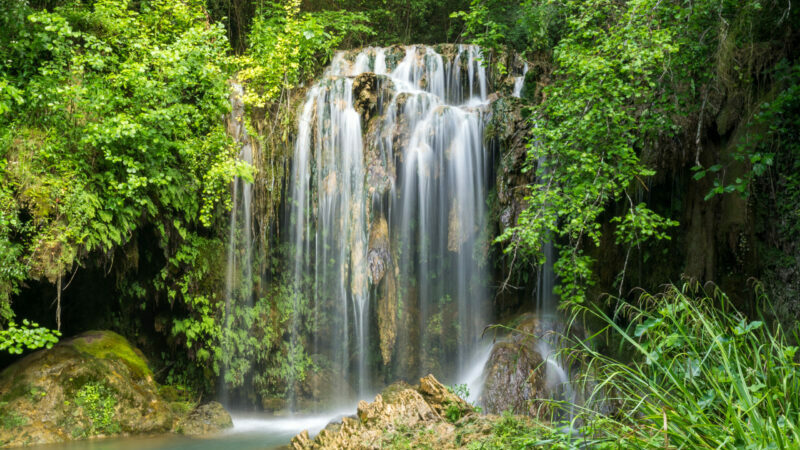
[{"left": 0, "top": 0, "right": 241, "bottom": 360}]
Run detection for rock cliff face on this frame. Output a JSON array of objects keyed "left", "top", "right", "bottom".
[{"left": 0, "top": 330, "right": 231, "bottom": 447}]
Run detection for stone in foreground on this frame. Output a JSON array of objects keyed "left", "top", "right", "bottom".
[
  {"left": 174, "top": 401, "right": 233, "bottom": 436},
  {"left": 0, "top": 330, "right": 173, "bottom": 447},
  {"left": 291, "top": 374, "right": 474, "bottom": 449}
]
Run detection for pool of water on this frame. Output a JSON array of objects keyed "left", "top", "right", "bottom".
[{"left": 30, "top": 412, "right": 349, "bottom": 450}]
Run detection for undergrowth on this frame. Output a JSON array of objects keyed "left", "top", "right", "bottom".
[{"left": 479, "top": 282, "right": 800, "bottom": 448}]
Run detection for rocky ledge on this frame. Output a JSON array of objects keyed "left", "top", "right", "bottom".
[
  {"left": 0, "top": 330, "right": 232, "bottom": 447},
  {"left": 291, "top": 374, "right": 535, "bottom": 449}
]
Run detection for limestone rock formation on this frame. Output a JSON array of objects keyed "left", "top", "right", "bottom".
[
  {"left": 290, "top": 374, "right": 472, "bottom": 449},
  {"left": 368, "top": 215, "right": 399, "bottom": 366},
  {"left": 0, "top": 330, "right": 174, "bottom": 447}
]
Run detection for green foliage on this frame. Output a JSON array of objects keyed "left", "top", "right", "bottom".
[
  {"left": 0, "top": 319, "right": 61, "bottom": 354},
  {"left": 444, "top": 402, "right": 464, "bottom": 422},
  {"left": 444, "top": 384, "right": 476, "bottom": 422},
  {"left": 73, "top": 382, "right": 119, "bottom": 437},
  {"left": 471, "top": 283, "right": 800, "bottom": 448},
  {"left": 463, "top": 411, "right": 615, "bottom": 449},
  {"left": 697, "top": 61, "right": 800, "bottom": 200},
  {"left": 452, "top": 0, "right": 561, "bottom": 60},
  {"left": 310, "top": 0, "right": 468, "bottom": 46},
  {"left": 448, "top": 383, "right": 469, "bottom": 400},
  {"left": 465, "top": 0, "right": 795, "bottom": 306},
  {"left": 237, "top": 0, "right": 374, "bottom": 107},
  {"left": 547, "top": 283, "right": 800, "bottom": 447},
  {"left": 217, "top": 276, "right": 315, "bottom": 400},
  {"left": 0, "top": 0, "right": 244, "bottom": 384},
  {"left": 495, "top": 0, "right": 681, "bottom": 305},
  {"left": 451, "top": 1, "right": 510, "bottom": 65}
]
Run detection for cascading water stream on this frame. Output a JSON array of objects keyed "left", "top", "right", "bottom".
[
  {"left": 222, "top": 83, "right": 255, "bottom": 407},
  {"left": 513, "top": 62, "right": 529, "bottom": 98},
  {"left": 287, "top": 45, "right": 492, "bottom": 407},
  {"left": 532, "top": 146, "right": 575, "bottom": 417}
]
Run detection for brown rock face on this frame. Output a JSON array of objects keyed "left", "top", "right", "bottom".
[
  {"left": 368, "top": 215, "right": 399, "bottom": 366},
  {"left": 368, "top": 216, "right": 391, "bottom": 285},
  {"left": 418, "top": 374, "right": 470, "bottom": 417},
  {"left": 352, "top": 73, "right": 394, "bottom": 125},
  {"left": 0, "top": 330, "right": 174, "bottom": 447},
  {"left": 290, "top": 374, "right": 472, "bottom": 450}
]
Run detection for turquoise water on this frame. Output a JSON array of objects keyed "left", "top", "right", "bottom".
[{"left": 29, "top": 413, "right": 346, "bottom": 450}]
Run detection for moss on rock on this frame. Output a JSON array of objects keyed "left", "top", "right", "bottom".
[{"left": 0, "top": 330, "right": 174, "bottom": 447}]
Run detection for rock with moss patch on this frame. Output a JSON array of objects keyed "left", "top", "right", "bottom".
[
  {"left": 174, "top": 402, "right": 232, "bottom": 436},
  {"left": 0, "top": 330, "right": 174, "bottom": 447}
]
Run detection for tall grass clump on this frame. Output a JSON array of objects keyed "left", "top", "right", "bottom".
[{"left": 559, "top": 281, "right": 800, "bottom": 448}]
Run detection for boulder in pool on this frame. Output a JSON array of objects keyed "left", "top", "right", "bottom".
[
  {"left": 174, "top": 401, "right": 233, "bottom": 436},
  {"left": 0, "top": 330, "right": 174, "bottom": 447}
]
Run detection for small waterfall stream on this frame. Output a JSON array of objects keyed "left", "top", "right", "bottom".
[
  {"left": 288, "top": 45, "right": 493, "bottom": 405},
  {"left": 513, "top": 62, "right": 529, "bottom": 98},
  {"left": 222, "top": 83, "right": 256, "bottom": 407}
]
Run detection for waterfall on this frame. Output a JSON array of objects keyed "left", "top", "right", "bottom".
[
  {"left": 288, "top": 45, "right": 492, "bottom": 405},
  {"left": 513, "top": 62, "right": 528, "bottom": 98},
  {"left": 222, "top": 83, "right": 255, "bottom": 406},
  {"left": 532, "top": 141, "right": 574, "bottom": 416}
]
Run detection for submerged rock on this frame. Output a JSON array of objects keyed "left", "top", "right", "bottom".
[
  {"left": 174, "top": 402, "right": 232, "bottom": 436},
  {"left": 290, "top": 374, "right": 472, "bottom": 449},
  {"left": 0, "top": 330, "right": 174, "bottom": 447}
]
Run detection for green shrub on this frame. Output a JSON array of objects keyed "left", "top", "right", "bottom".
[
  {"left": 553, "top": 282, "right": 800, "bottom": 448},
  {"left": 74, "top": 382, "right": 119, "bottom": 437}
]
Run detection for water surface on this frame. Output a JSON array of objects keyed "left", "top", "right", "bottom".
[{"left": 30, "top": 413, "right": 342, "bottom": 450}]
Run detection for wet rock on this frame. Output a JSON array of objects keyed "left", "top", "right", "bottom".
[
  {"left": 418, "top": 374, "right": 470, "bottom": 418},
  {"left": 479, "top": 315, "right": 553, "bottom": 418},
  {"left": 448, "top": 200, "right": 468, "bottom": 251},
  {"left": 174, "top": 402, "right": 232, "bottom": 436},
  {"left": 480, "top": 341, "right": 546, "bottom": 416},
  {"left": 369, "top": 214, "right": 399, "bottom": 366},
  {"left": 291, "top": 374, "right": 472, "bottom": 449},
  {"left": 297, "top": 363, "right": 356, "bottom": 409},
  {"left": 367, "top": 216, "right": 391, "bottom": 285},
  {"left": 291, "top": 430, "right": 313, "bottom": 449},
  {"left": 260, "top": 396, "right": 287, "bottom": 412},
  {"left": 357, "top": 389, "right": 437, "bottom": 428},
  {"left": 0, "top": 330, "right": 174, "bottom": 447},
  {"left": 487, "top": 96, "right": 535, "bottom": 235},
  {"left": 353, "top": 73, "right": 394, "bottom": 124}
]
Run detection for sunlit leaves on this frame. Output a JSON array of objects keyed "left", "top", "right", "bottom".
[
  {"left": 238, "top": 0, "right": 373, "bottom": 107},
  {"left": 0, "top": 319, "right": 61, "bottom": 354},
  {"left": 0, "top": 1, "right": 238, "bottom": 350}
]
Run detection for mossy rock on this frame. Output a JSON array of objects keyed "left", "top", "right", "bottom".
[
  {"left": 0, "top": 330, "right": 174, "bottom": 447},
  {"left": 173, "top": 402, "right": 232, "bottom": 436}
]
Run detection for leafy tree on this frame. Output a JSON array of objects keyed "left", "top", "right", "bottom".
[
  {"left": 465, "top": 0, "right": 795, "bottom": 305},
  {"left": 0, "top": 0, "right": 243, "bottom": 358}
]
